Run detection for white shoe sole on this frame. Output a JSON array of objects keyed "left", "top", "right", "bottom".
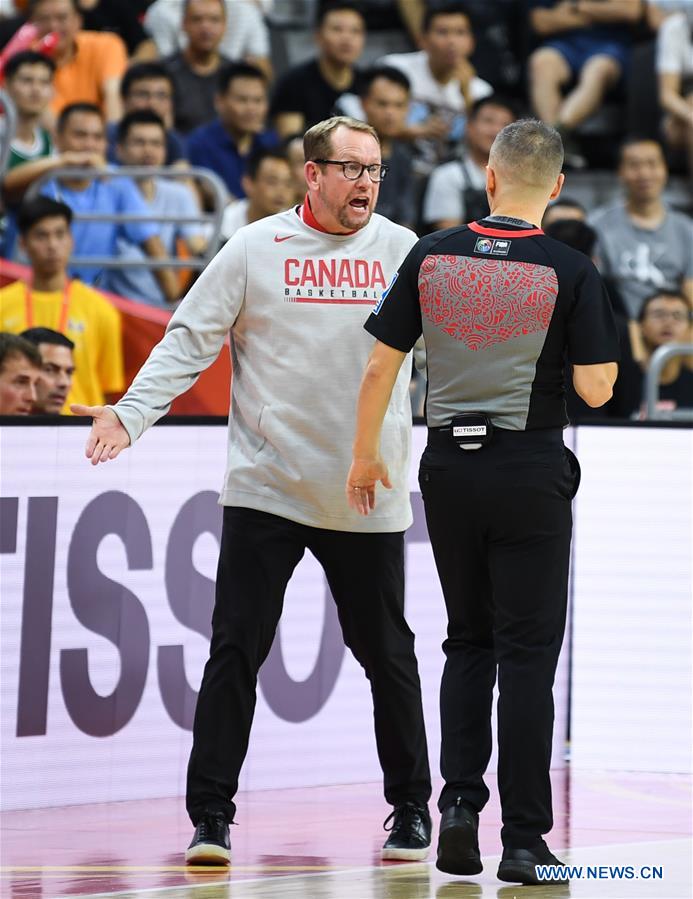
[
  {"left": 381, "top": 846, "right": 430, "bottom": 861},
  {"left": 185, "top": 843, "right": 231, "bottom": 865}
]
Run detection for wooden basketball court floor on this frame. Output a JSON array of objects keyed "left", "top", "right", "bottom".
[{"left": 2, "top": 771, "right": 690, "bottom": 899}]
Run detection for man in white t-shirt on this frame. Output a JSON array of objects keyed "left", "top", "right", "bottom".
[
  {"left": 381, "top": 2, "right": 492, "bottom": 171},
  {"left": 422, "top": 94, "right": 517, "bottom": 231},
  {"left": 72, "top": 116, "right": 432, "bottom": 867},
  {"left": 220, "top": 147, "right": 294, "bottom": 241}
]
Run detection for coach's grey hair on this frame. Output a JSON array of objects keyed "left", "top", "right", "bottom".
[
  {"left": 489, "top": 119, "right": 564, "bottom": 188},
  {"left": 304, "top": 116, "right": 379, "bottom": 163}
]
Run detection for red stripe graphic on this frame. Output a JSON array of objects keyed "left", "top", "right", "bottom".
[{"left": 285, "top": 298, "right": 377, "bottom": 305}]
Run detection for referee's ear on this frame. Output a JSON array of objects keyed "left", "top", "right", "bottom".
[
  {"left": 549, "top": 173, "right": 566, "bottom": 202},
  {"left": 485, "top": 165, "right": 496, "bottom": 198}
]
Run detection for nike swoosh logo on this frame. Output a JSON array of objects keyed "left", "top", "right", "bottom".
[{"left": 274, "top": 234, "right": 296, "bottom": 243}]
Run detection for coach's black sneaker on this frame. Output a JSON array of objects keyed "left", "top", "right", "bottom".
[
  {"left": 497, "top": 840, "right": 568, "bottom": 885},
  {"left": 382, "top": 801, "right": 431, "bottom": 860},
  {"left": 436, "top": 797, "right": 482, "bottom": 875},
  {"left": 185, "top": 813, "right": 231, "bottom": 865}
]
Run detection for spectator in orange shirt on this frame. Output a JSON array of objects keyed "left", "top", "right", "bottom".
[
  {"left": 29, "top": 0, "right": 128, "bottom": 123},
  {"left": 0, "top": 197, "right": 125, "bottom": 408}
]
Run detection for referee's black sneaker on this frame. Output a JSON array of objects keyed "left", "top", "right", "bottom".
[
  {"left": 497, "top": 840, "right": 568, "bottom": 884},
  {"left": 436, "top": 798, "right": 482, "bottom": 875},
  {"left": 381, "top": 801, "right": 431, "bottom": 860},
  {"left": 185, "top": 813, "right": 231, "bottom": 865}
]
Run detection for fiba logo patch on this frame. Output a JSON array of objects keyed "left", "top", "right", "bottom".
[
  {"left": 475, "top": 237, "right": 512, "bottom": 257},
  {"left": 373, "top": 271, "right": 399, "bottom": 315}
]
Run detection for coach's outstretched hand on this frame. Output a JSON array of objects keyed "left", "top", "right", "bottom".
[{"left": 70, "top": 404, "right": 131, "bottom": 465}]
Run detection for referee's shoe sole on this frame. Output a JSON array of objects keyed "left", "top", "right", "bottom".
[
  {"left": 496, "top": 844, "right": 568, "bottom": 885},
  {"left": 436, "top": 801, "right": 482, "bottom": 875}
]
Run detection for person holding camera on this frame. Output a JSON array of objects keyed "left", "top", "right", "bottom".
[{"left": 421, "top": 95, "right": 517, "bottom": 232}]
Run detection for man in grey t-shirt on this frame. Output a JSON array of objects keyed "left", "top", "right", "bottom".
[{"left": 590, "top": 138, "right": 693, "bottom": 319}]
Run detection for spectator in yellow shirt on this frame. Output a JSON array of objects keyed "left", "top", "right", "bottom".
[{"left": 0, "top": 197, "right": 125, "bottom": 409}]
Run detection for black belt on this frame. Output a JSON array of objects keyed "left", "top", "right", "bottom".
[{"left": 432, "top": 415, "right": 564, "bottom": 450}]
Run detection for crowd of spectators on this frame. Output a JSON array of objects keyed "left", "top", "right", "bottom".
[{"left": 0, "top": 0, "right": 691, "bottom": 418}]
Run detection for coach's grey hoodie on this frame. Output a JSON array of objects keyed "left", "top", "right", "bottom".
[{"left": 112, "top": 206, "right": 418, "bottom": 532}]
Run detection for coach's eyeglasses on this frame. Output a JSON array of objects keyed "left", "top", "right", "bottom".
[{"left": 312, "top": 159, "right": 389, "bottom": 182}]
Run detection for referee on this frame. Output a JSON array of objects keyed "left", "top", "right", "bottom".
[{"left": 347, "top": 119, "right": 619, "bottom": 885}]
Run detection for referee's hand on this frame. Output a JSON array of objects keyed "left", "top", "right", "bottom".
[{"left": 346, "top": 457, "right": 392, "bottom": 516}]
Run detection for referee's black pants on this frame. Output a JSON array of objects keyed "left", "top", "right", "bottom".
[
  {"left": 419, "top": 427, "right": 579, "bottom": 850},
  {"left": 186, "top": 506, "right": 431, "bottom": 825}
]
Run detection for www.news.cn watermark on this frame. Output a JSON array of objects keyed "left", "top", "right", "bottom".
[{"left": 537, "top": 864, "right": 664, "bottom": 881}]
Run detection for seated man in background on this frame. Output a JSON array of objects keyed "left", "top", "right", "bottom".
[
  {"left": 220, "top": 147, "right": 293, "bottom": 241},
  {"left": 283, "top": 133, "right": 308, "bottom": 207},
  {"left": 656, "top": 6, "right": 693, "bottom": 177},
  {"left": 107, "top": 62, "right": 189, "bottom": 166},
  {"left": 527, "top": 0, "right": 642, "bottom": 167},
  {"left": 39, "top": 102, "right": 179, "bottom": 301},
  {"left": 395, "top": 0, "right": 524, "bottom": 99},
  {"left": 145, "top": 0, "right": 271, "bottom": 80},
  {"left": 20, "top": 326, "right": 75, "bottom": 414},
  {"left": 381, "top": 2, "right": 492, "bottom": 172},
  {"left": 0, "top": 51, "right": 136, "bottom": 207},
  {"left": 0, "top": 197, "right": 125, "bottom": 408},
  {"left": 187, "top": 62, "right": 277, "bottom": 200},
  {"left": 611, "top": 290, "right": 693, "bottom": 417},
  {"left": 422, "top": 94, "right": 517, "bottom": 231},
  {"left": 590, "top": 137, "right": 693, "bottom": 319},
  {"left": 270, "top": 1, "right": 366, "bottom": 137},
  {"left": 110, "top": 110, "right": 208, "bottom": 307},
  {"left": 0, "top": 333, "right": 41, "bottom": 415},
  {"left": 1, "top": 51, "right": 55, "bottom": 205},
  {"left": 542, "top": 196, "right": 587, "bottom": 228},
  {"left": 544, "top": 215, "right": 631, "bottom": 421},
  {"left": 161, "top": 0, "right": 231, "bottom": 134},
  {"left": 30, "top": 0, "right": 128, "bottom": 123},
  {"left": 1, "top": 49, "right": 56, "bottom": 259},
  {"left": 360, "top": 66, "right": 417, "bottom": 231}
]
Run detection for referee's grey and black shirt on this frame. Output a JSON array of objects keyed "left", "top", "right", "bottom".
[{"left": 366, "top": 218, "right": 620, "bottom": 430}]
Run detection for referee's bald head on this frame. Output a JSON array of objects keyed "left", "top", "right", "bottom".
[{"left": 489, "top": 119, "right": 564, "bottom": 190}]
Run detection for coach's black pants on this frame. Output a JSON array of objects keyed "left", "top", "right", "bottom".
[
  {"left": 419, "top": 428, "right": 578, "bottom": 850},
  {"left": 186, "top": 506, "right": 431, "bottom": 824}
]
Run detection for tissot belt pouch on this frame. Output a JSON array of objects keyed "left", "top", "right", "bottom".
[{"left": 450, "top": 412, "right": 493, "bottom": 450}]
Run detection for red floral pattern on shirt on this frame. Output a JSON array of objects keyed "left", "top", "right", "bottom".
[{"left": 419, "top": 255, "right": 558, "bottom": 351}]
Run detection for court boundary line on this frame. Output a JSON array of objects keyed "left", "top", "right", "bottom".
[{"left": 36, "top": 837, "right": 692, "bottom": 899}]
